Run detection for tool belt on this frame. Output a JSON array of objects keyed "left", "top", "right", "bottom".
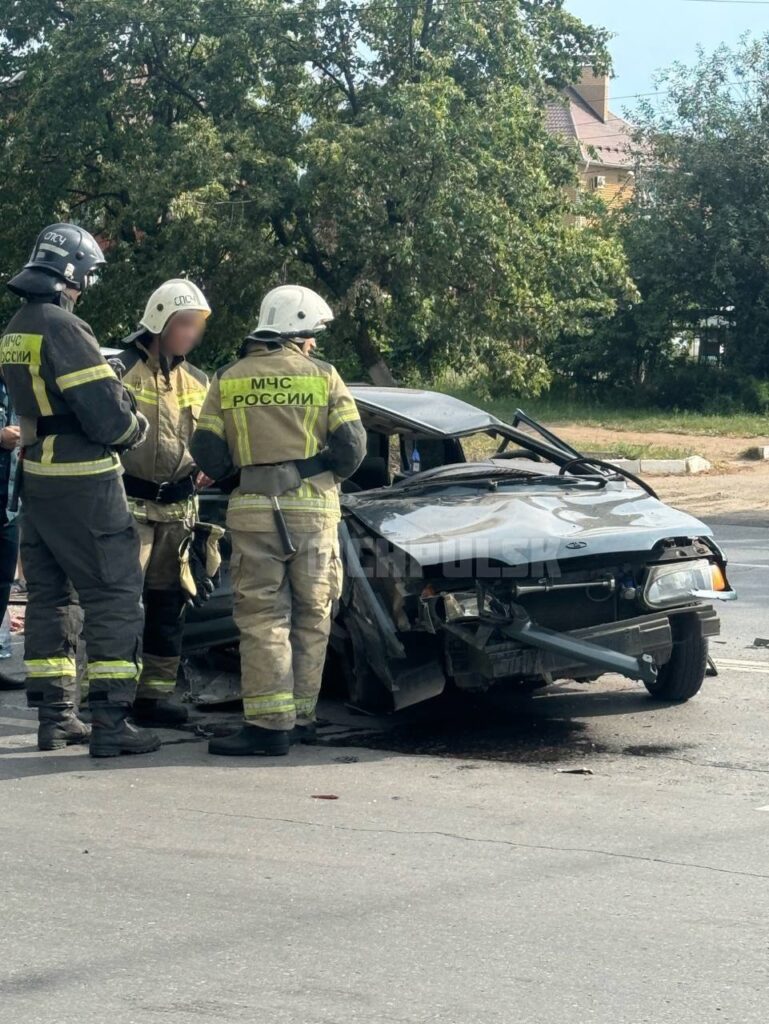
[
  {"left": 235, "top": 454, "right": 328, "bottom": 495},
  {"left": 36, "top": 413, "right": 82, "bottom": 437},
  {"left": 123, "top": 473, "right": 196, "bottom": 504}
]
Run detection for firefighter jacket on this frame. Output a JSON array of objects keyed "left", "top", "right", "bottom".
[
  {"left": 190, "top": 340, "right": 366, "bottom": 531},
  {"left": 0, "top": 298, "right": 141, "bottom": 478},
  {"left": 119, "top": 334, "right": 209, "bottom": 522}
]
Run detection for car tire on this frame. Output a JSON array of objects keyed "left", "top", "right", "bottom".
[{"left": 643, "top": 614, "right": 708, "bottom": 702}]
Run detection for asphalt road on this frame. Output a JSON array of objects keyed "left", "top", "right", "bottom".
[{"left": 1, "top": 520, "right": 768, "bottom": 1024}]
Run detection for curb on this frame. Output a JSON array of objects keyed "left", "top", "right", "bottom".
[{"left": 609, "top": 456, "right": 712, "bottom": 477}]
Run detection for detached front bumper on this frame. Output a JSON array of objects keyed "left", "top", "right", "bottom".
[{"left": 440, "top": 605, "right": 720, "bottom": 685}]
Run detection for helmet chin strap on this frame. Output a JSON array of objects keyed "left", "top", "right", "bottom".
[
  {"left": 152, "top": 327, "right": 177, "bottom": 386},
  {"left": 54, "top": 287, "right": 78, "bottom": 314}
]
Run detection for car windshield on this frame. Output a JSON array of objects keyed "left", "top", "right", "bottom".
[{"left": 346, "top": 397, "right": 653, "bottom": 499}]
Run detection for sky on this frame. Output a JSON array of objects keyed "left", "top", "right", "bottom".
[{"left": 567, "top": 0, "right": 769, "bottom": 112}]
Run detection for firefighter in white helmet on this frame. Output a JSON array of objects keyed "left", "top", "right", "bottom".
[
  {"left": 191, "top": 285, "right": 366, "bottom": 756},
  {"left": 117, "top": 279, "right": 214, "bottom": 727}
]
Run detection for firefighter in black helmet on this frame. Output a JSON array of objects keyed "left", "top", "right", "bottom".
[{"left": 0, "top": 223, "right": 161, "bottom": 756}]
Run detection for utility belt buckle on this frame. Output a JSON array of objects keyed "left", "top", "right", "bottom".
[
  {"left": 156, "top": 475, "right": 196, "bottom": 504},
  {"left": 155, "top": 480, "right": 175, "bottom": 503}
]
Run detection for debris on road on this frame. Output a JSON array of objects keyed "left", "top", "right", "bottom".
[{"left": 556, "top": 767, "right": 594, "bottom": 775}]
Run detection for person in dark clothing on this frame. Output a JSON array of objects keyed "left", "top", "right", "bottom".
[
  {"left": 0, "top": 223, "right": 159, "bottom": 755},
  {"left": 0, "top": 375, "right": 20, "bottom": 682}
]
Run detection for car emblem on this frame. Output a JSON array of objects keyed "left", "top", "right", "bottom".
[{"left": 565, "top": 541, "right": 587, "bottom": 549}]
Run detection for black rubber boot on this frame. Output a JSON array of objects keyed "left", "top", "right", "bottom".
[
  {"left": 289, "top": 723, "right": 318, "bottom": 745},
  {"left": 209, "top": 724, "right": 290, "bottom": 757},
  {"left": 38, "top": 704, "right": 91, "bottom": 751},
  {"left": 89, "top": 704, "right": 162, "bottom": 758},
  {"left": 132, "top": 697, "right": 189, "bottom": 728}
]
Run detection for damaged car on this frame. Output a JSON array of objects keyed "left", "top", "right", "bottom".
[{"left": 185, "top": 386, "right": 735, "bottom": 712}]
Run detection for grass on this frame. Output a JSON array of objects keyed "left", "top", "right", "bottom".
[
  {"left": 444, "top": 388, "right": 769, "bottom": 439},
  {"left": 563, "top": 438, "right": 694, "bottom": 460},
  {"left": 461, "top": 432, "right": 692, "bottom": 463}
]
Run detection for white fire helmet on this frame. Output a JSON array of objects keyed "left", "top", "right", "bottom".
[
  {"left": 140, "top": 278, "right": 211, "bottom": 336},
  {"left": 250, "top": 285, "right": 333, "bottom": 340}
]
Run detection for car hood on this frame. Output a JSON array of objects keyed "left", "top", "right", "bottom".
[{"left": 343, "top": 484, "right": 712, "bottom": 570}]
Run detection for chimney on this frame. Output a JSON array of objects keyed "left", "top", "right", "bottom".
[{"left": 576, "top": 68, "right": 610, "bottom": 123}]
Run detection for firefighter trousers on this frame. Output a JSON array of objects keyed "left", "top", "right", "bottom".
[
  {"left": 135, "top": 520, "right": 190, "bottom": 699},
  {"left": 230, "top": 525, "right": 342, "bottom": 730},
  {"left": 21, "top": 474, "right": 144, "bottom": 706}
]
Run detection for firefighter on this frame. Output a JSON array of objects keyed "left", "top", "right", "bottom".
[
  {"left": 118, "top": 279, "right": 211, "bottom": 727},
  {"left": 0, "top": 223, "right": 160, "bottom": 756},
  {"left": 191, "top": 285, "right": 366, "bottom": 756}
]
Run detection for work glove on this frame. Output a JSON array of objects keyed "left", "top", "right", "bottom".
[
  {"left": 107, "top": 356, "right": 127, "bottom": 379},
  {"left": 179, "top": 522, "right": 225, "bottom": 607}
]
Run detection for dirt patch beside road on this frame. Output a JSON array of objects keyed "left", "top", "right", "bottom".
[
  {"left": 654, "top": 464, "right": 769, "bottom": 519},
  {"left": 549, "top": 423, "right": 769, "bottom": 518}
]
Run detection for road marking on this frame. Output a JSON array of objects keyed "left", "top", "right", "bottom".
[
  {"left": 713, "top": 666, "right": 768, "bottom": 675},
  {"left": 716, "top": 658, "right": 769, "bottom": 668},
  {"left": 727, "top": 562, "right": 769, "bottom": 569},
  {"left": 757, "top": 806, "right": 769, "bottom": 812}
]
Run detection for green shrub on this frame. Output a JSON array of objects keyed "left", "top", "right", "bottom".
[{"left": 643, "top": 363, "right": 769, "bottom": 414}]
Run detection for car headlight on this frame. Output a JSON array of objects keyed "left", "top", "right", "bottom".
[{"left": 643, "top": 559, "right": 727, "bottom": 609}]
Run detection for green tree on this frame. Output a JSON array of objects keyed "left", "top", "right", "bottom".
[
  {"left": 561, "top": 36, "right": 769, "bottom": 394},
  {"left": 0, "top": 0, "right": 629, "bottom": 384}
]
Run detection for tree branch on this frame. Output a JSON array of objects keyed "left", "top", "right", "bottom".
[
  {"left": 147, "top": 33, "right": 207, "bottom": 116},
  {"left": 419, "top": 0, "right": 438, "bottom": 51}
]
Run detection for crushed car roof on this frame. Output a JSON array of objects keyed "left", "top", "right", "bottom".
[{"left": 349, "top": 385, "right": 505, "bottom": 438}]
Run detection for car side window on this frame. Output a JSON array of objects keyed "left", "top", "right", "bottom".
[{"left": 460, "top": 431, "right": 504, "bottom": 462}]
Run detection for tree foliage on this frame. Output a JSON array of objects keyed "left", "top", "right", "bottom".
[{"left": 0, "top": 0, "right": 629, "bottom": 383}]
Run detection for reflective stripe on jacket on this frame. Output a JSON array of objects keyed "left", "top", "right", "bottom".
[
  {"left": 191, "top": 340, "right": 365, "bottom": 531},
  {"left": 0, "top": 299, "right": 140, "bottom": 478},
  {"left": 118, "top": 335, "right": 208, "bottom": 521}
]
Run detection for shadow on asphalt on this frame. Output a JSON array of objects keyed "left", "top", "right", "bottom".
[
  {"left": 317, "top": 683, "right": 677, "bottom": 764},
  {"left": 0, "top": 680, "right": 688, "bottom": 779}
]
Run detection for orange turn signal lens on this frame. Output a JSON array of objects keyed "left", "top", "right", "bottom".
[{"left": 709, "top": 564, "right": 727, "bottom": 592}]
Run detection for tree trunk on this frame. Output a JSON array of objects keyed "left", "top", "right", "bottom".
[{"left": 353, "top": 324, "right": 397, "bottom": 386}]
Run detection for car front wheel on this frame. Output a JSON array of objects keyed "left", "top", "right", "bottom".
[{"left": 643, "top": 613, "right": 708, "bottom": 702}]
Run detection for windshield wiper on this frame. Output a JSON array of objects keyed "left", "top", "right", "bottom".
[
  {"left": 515, "top": 474, "right": 608, "bottom": 489},
  {"left": 391, "top": 465, "right": 533, "bottom": 489},
  {"left": 386, "top": 469, "right": 609, "bottom": 495}
]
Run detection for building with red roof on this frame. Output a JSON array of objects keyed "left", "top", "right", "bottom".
[{"left": 546, "top": 70, "right": 636, "bottom": 207}]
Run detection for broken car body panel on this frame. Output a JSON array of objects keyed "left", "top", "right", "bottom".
[
  {"left": 343, "top": 481, "right": 714, "bottom": 570},
  {"left": 350, "top": 386, "right": 507, "bottom": 437}
]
